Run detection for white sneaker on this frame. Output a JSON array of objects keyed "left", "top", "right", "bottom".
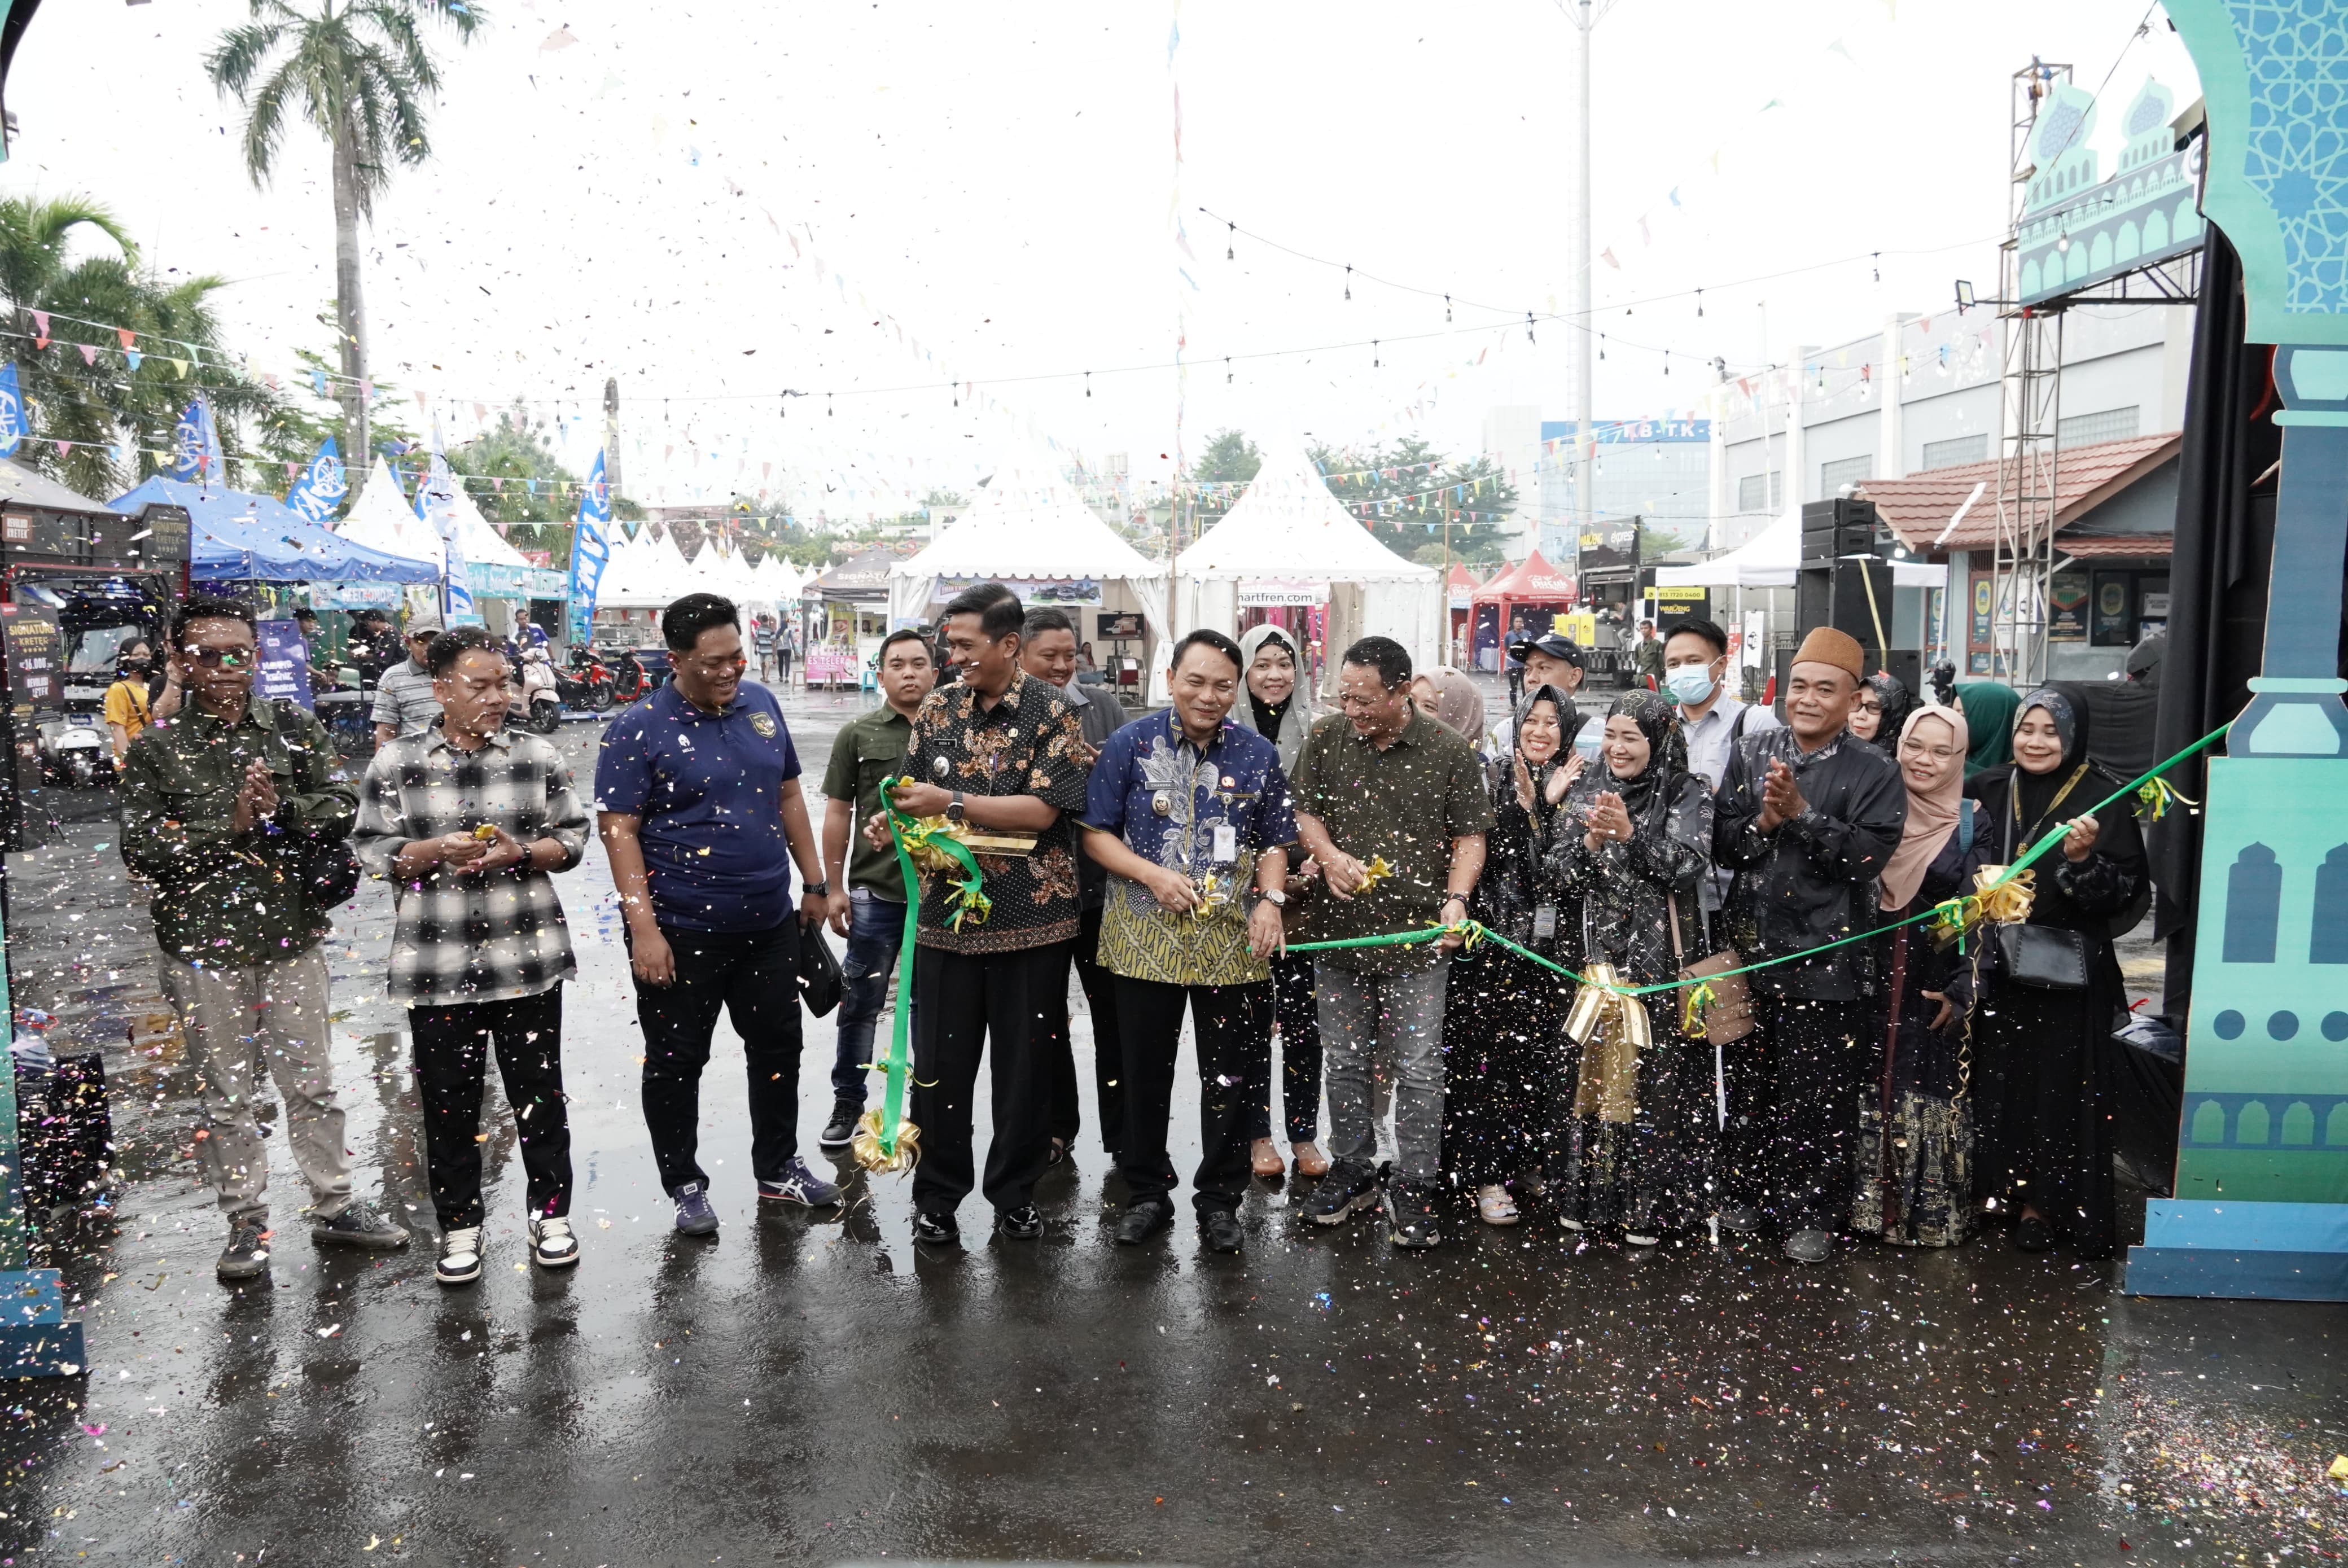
[
  {"left": 1475, "top": 1184, "right": 1521, "bottom": 1226},
  {"left": 529, "top": 1215, "right": 580, "bottom": 1269},
  {"left": 436, "top": 1226, "right": 483, "bottom": 1286}
]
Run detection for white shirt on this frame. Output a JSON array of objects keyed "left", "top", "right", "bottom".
[{"left": 1681, "top": 694, "right": 1782, "bottom": 790}]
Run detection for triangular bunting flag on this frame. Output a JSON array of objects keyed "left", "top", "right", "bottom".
[{"left": 77, "top": 344, "right": 97, "bottom": 365}]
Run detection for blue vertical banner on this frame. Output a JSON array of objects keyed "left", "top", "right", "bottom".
[
  {"left": 0, "top": 363, "right": 25, "bottom": 458},
  {"left": 168, "top": 395, "right": 225, "bottom": 483},
  {"left": 567, "top": 448, "right": 612, "bottom": 643},
  {"left": 284, "top": 436, "right": 348, "bottom": 523},
  {"left": 416, "top": 427, "right": 477, "bottom": 623}
]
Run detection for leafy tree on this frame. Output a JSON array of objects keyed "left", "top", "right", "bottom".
[
  {"left": 1311, "top": 434, "right": 1517, "bottom": 564},
  {"left": 207, "top": 0, "right": 483, "bottom": 479},
  {"left": 1186, "top": 428, "right": 1260, "bottom": 527},
  {"left": 0, "top": 194, "right": 290, "bottom": 498},
  {"left": 448, "top": 402, "right": 585, "bottom": 563},
  {"left": 258, "top": 343, "right": 420, "bottom": 477}
]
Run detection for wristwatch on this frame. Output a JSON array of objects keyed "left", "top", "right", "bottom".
[
  {"left": 947, "top": 791, "right": 967, "bottom": 824},
  {"left": 804, "top": 880, "right": 830, "bottom": 899},
  {"left": 1258, "top": 886, "right": 1287, "bottom": 906}
]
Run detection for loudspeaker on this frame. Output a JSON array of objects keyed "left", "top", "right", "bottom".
[
  {"left": 1794, "top": 556, "right": 1896, "bottom": 670},
  {"left": 1801, "top": 497, "right": 1882, "bottom": 564}
]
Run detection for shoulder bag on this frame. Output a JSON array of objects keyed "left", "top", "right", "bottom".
[
  {"left": 1993, "top": 781, "right": 2089, "bottom": 989},
  {"left": 1668, "top": 891, "right": 1754, "bottom": 1045}
]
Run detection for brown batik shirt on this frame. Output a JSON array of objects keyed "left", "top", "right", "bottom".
[{"left": 900, "top": 669, "right": 1094, "bottom": 954}]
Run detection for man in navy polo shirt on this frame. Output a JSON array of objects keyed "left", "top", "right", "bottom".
[{"left": 595, "top": 593, "right": 839, "bottom": 1236}]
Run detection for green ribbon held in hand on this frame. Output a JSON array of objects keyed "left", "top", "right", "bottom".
[{"left": 852, "top": 775, "right": 994, "bottom": 1171}]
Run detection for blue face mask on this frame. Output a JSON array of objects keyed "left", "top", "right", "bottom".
[{"left": 1664, "top": 664, "right": 1718, "bottom": 707}]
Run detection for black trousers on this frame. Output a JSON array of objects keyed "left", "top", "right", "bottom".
[
  {"left": 632, "top": 919, "right": 804, "bottom": 1192},
  {"left": 1115, "top": 975, "right": 1271, "bottom": 1215},
  {"left": 1745, "top": 995, "right": 1867, "bottom": 1231},
  {"left": 409, "top": 987, "right": 571, "bottom": 1230},
  {"left": 1244, "top": 951, "right": 1323, "bottom": 1144},
  {"left": 1048, "top": 906, "right": 1125, "bottom": 1153},
  {"left": 910, "top": 941, "right": 1070, "bottom": 1216}
]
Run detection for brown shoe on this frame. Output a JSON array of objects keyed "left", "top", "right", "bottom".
[
  {"left": 1291, "top": 1141, "right": 1331, "bottom": 1178},
  {"left": 1250, "top": 1138, "right": 1286, "bottom": 1178}
]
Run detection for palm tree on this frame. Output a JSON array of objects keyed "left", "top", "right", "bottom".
[
  {"left": 205, "top": 0, "right": 482, "bottom": 483},
  {"left": 0, "top": 195, "right": 284, "bottom": 498}
]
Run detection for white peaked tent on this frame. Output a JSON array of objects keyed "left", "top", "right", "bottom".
[
  {"left": 1653, "top": 509, "right": 1947, "bottom": 589},
  {"left": 1175, "top": 443, "right": 1442, "bottom": 684},
  {"left": 888, "top": 450, "right": 1169, "bottom": 642},
  {"left": 595, "top": 523, "right": 706, "bottom": 610},
  {"left": 334, "top": 456, "right": 531, "bottom": 573}
]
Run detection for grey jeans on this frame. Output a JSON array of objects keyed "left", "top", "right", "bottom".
[
  {"left": 1314, "top": 959, "right": 1450, "bottom": 1183},
  {"left": 157, "top": 946, "right": 353, "bottom": 1224}
]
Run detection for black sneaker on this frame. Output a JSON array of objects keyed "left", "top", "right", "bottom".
[
  {"left": 1308, "top": 1158, "right": 1382, "bottom": 1227},
  {"left": 1112, "top": 1197, "right": 1175, "bottom": 1246},
  {"left": 996, "top": 1204, "right": 1045, "bottom": 1241},
  {"left": 1716, "top": 1203, "right": 1763, "bottom": 1235},
  {"left": 818, "top": 1102, "right": 862, "bottom": 1150},
  {"left": 1385, "top": 1180, "right": 1441, "bottom": 1250},
  {"left": 310, "top": 1199, "right": 410, "bottom": 1251},
  {"left": 1198, "top": 1207, "right": 1244, "bottom": 1254},
  {"left": 217, "top": 1220, "right": 271, "bottom": 1281},
  {"left": 912, "top": 1210, "right": 960, "bottom": 1248},
  {"left": 1781, "top": 1228, "right": 1833, "bottom": 1263}
]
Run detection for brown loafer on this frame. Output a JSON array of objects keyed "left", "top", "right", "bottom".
[
  {"left": 1291, "top": 1141, "right": 1331, "bottom": 1178},
  {"left": 1250, "top": 1138, "right": 1286, "bottom": 1178}
]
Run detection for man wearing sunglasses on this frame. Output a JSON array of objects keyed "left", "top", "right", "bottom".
[{"left": 119, "top": 597, "right": 410, "bottom": 1282}]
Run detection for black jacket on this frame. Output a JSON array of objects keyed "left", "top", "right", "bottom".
[{"left": 1712, "top": 728, "right": 1907, "bottom": 1001}]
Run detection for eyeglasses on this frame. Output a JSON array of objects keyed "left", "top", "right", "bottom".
[
  {"left": 677, "top": 653, "right": 748, "bottom": 675},
  {"left": 180, "top": 647, "right": 253, "bottom": 669}
]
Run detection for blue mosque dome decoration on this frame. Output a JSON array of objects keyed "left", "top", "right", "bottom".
[{"left": 2016, "top": 77, "right": 2204, "bottom": 308}]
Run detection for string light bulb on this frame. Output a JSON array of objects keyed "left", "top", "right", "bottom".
[
  {"left": 1444, "top": 294, "right": 1452, "bottom": 323},
  {"left": 1226, "top": 221, "right": 1236, "bottom": 261},
  {"left": 1084, "top": 370, "right": 1092, "bottom": 397},
  {"left": 1372, "top": 340, "right": 1380, "bottom": 368},
  {"left": 1526, "top": 311, "right": 1536, "bottom": 345},
  {"left": 1343, "top": 264, "right": 1352, "bottom": 301},
  {"left": 1696, "top": 288, "right": 1705, "bottom": 318},
  {"left": 1873, "top": 252, "right": 1882, "bottom": 283}
]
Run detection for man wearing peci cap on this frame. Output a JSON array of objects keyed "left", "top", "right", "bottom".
[
  {"left": 1709, "top": 625, "right": 1906, "bottom": 1265},
  {"left": 1493, "top": 631, "right": 1600, "bottom": 765}
]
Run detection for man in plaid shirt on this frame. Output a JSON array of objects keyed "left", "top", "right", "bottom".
[{"left": 354, "top": 625, "right": 591, "bottom": 1286}]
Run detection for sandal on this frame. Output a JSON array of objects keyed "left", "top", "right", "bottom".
[
  {"left": 1250, "top": 1138, "right": 1286, "bottom": 1178},
  {"left": 1476, "top": 1184, "right": 1521, "bottom": 1226},
  {"left": 1290, "top": 1141, "right": 1331, "bottom": 1178}
]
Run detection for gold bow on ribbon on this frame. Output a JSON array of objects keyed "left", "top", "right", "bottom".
[
  {"left": 1928, "top": 864, "right": 2036, "bottom": 950},
  {"left": 1565, "top": 962, "right": 1652, "bottom": 1125},
  {"left": 1188, "top": 869, "right": 1236, "bottom": 921},
  {"left": 1355, "top": 855, "right": 1395, "bottom": 892}
]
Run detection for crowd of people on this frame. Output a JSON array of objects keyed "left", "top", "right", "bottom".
[{"left": 116, "top": 582, "right": 2150, "bottom": 1286}]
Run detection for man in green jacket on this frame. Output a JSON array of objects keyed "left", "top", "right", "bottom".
[{"left": 120, "top": 597, "right": 409, "bottom": 1282}]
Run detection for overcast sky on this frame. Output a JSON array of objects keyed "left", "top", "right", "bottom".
[{"left": 0, "top": 0, "right": 2198, "bottom": 514}]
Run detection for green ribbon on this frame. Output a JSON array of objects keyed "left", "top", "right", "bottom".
[
  {"left": 866, "top": 774, "right": 992, "bottom": 1161},
  {"left": 1289, "top": 719, "right": 2232, "bottom": 1000}
]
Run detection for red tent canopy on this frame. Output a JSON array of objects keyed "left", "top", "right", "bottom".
[
  {"left": 1473, "top": 548, "right": 1575, "bottom": 607},
  {"left": 1444, "top": 561, "right": 1482, "bottom": 594}
]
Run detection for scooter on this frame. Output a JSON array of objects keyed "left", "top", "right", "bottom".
[
  {"left": 510, "top": 650, "right": 563, "bottom": 734},
  {"left": 558, "top": 647, "right": 615, "bottom": 712},
  {"left": 37, "top": 714, "right": 111, "bottom": 787},
  {"left": 604, "top": 646, "right": 650, "bottom": 705}
]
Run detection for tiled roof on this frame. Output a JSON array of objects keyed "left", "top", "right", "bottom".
[
  {"left": 2058, "top": 533, "right": 2172, "bottom": 558},
  {"left": 1856, "top": 432, "right": 2181, "bottom": 551}
]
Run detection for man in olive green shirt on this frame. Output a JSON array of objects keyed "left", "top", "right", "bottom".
[
  {"left": 1289, "top": 636, "right": 1491, "bottom": 1250},
  {"left": 121, "top": 597, "right": 408, "bottom": 1282},
  {"left": 815, "top": 627, "right": 936, "bottom": 1147}
]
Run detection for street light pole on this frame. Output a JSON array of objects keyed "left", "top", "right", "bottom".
[{"left": 1563, "top": 0, "right": 1614, "bottom": 558}]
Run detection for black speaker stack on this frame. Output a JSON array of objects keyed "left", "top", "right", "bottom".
[{"left": 1780, "top": 498, "right": 1920, "bottom": 699}]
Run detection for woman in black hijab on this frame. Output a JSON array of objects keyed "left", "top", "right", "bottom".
[
  {"left": 1850, "top": 671, "right": 1916, "bottom": 756},
  {"left": 1544, "top": 690, "right": 1716, "bottom": 1248},
  {"left": 1445, "top": 684, "right": 1582, "bottom": 1226},
  {"left": 1964, "top": 683, "right": 2148, "bottom": 1257}
]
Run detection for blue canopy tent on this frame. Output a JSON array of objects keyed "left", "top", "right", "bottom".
[{"left": 109, "top": 476, "right": 438, "bottom": 585}]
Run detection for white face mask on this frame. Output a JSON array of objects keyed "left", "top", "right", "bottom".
[{"left": 1664, "top": 664, "right": 1718, "bottom": 706}]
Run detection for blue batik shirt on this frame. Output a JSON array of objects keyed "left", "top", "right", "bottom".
[{"left": 1081, "top": 709, "right": 1296, "bottom": 986}]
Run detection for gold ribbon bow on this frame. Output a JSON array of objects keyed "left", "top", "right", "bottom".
[
  {"left": 1928, "top": 864, "right": 2037, "bottom": 950},
  {"left": 1565, "top": 962, "right": 1651, "bottom": 1125},
  {"left": 1188, "top": 869, "right": 1236, "bottom": 921},
  {"left": 1355, "top": 855, "right": 1395, "bottom": 892},
  {"left": 851, "top": 1108, "right": 922, "bottom": 1175}
]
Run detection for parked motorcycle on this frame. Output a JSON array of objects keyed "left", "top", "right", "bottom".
[
  {"left": 559, "top": 647, "right": 615, "bottom": 712},
  {"left": 509, "top": 649, "right": 563, "bottom": 734},
  {"left": 604, "top": 646, "right": 651, "bottom": 705},
  {"left": 37, "top": 714, "right": 111, "bottom": 787}
]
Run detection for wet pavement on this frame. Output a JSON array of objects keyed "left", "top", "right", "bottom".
[{"left": 0, "top": 684, "right": 2339, "bottom": 1566}]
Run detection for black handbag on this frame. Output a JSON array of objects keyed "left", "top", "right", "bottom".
[
  {"left": 1995, "top": 923, "right": 2089, "bottom": 989},
  {"left": 797, "top": 925, "right": 844, "bottom": 1017}
]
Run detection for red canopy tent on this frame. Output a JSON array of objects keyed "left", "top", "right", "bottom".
[{"left": 1474, "top": 548, "right": 1576, "bottom": 628}]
